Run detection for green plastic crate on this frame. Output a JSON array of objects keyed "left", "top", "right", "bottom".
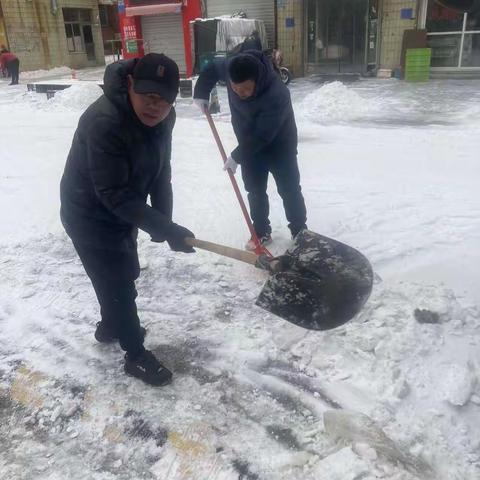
[
  {"left": 405, "top": 65, "right": 430, "bottom": 73},
  {"left": 405, "top": 48, "right": 431, "bottom": 82},
  {"left": 406, "top": 48, "right": 432, "bottom": 58},
  {"left": 406, "top": 57, "right": 431, "bottom": 67}
]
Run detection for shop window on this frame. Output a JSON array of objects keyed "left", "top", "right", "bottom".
[
  {"left": 462, "top": 33, "right": 480, "bottom": 65},
  {"left": 466, "top": 3, "right": 480, "bottom": 30},
  {"left": 65, "top": 23, "right": 83, "bottom": 52},
  {"left": 428, "top": 34, "right": 462, "bottom": 66},
  {"left": 63, "top": 8, "right": 93, "bottom": 53},
  {"left": 426, "top": 0, "right": 480, "bottom": 68},
  {"left": 426, "top": 1, "right": 464, "bottom": 32}
]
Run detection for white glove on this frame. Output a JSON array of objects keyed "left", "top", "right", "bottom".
[
  {"left": 193, "top": 98, "right": 209, "bottom": 113},
  {"left": 223, "top": 156, "right": 239, "bottom": 174}
]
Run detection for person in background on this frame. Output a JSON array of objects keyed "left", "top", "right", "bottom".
[{"left": 0, "top": 49, "right": 19, "bottom": 85}]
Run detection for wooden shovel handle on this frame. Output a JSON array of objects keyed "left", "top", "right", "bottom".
[{"left": 185, "top": 237, "right": 258, "bottom": 266}]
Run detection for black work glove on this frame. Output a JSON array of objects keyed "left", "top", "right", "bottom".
[{"left": 166, "top": 223, "right": 195, "bottom": 253}]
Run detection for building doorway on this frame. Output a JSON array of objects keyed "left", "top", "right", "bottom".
[
  {"left": 82, "top": 25, "right": 96, "bottom": 61},
  {"left": 305, "top": 0, "right": 377, "bottom": 74}
]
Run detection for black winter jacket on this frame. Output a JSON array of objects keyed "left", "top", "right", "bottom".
[
  {"left": 60, "top": 59, "right": 175, "bottom": 250},
  {"left": 193, "top": 50, "right": 297, "bottom": 164}
]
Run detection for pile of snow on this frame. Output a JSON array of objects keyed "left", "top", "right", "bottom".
[
  {"left": 47, "top": 83, "right": 103, "bottom": 111},
  {"left": 297, "top": 81, "right": 373, "bottom": 123}
]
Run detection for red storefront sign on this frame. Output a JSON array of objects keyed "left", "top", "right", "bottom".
[
  {"left": 117, "top": 0, "right": 201, "bottom": 76},
  {"left": 118, "top": 0, "right": 145, "bottom": 59}
]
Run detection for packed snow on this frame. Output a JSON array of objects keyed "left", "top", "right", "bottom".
[
  {"left": 0, "top": 73, "right": 479, "bottom": 480},
  {"left": 19, "top": 66, "right": 74, "bottom": 81}
]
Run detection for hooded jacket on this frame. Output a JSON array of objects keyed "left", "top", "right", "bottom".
[
  {"left": 193, "top": 50, "right": 297, "bottom": 164},
  {"left": 60, "top": 59, "right": 175, "bottom": 250}
]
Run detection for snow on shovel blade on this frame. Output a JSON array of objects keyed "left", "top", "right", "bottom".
[{"left": 255, "top": 230, "right": 373, "bottom": 330}]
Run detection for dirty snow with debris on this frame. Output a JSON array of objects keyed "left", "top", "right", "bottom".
[{"left": 1, "top": 75, "right": 479, "bottom": 480}]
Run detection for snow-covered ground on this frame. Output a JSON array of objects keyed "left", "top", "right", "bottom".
[{"left": 1, "top": 74, "right": 479, "bottom": 480}]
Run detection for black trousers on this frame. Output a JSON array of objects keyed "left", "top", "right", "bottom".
[
  {"left": 241, "top": 154, "right": 307, "bottom": 237},
  {"left": 73, "top": 241, "right": 145, "bottom": 356},
  {"left": 7, "top": 59, "right": 19, "bottom": 85}
]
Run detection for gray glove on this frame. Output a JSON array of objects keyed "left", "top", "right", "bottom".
[
  {"left": 223, "top": 156, "right": 239, "bottom": 174},
  {"left": 193, "top": 98, "right": 209, "bottom": 113}
]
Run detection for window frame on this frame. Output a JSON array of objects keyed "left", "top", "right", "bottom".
[{"left": 63, "top": 8, "right": 93, "bottom": 54}]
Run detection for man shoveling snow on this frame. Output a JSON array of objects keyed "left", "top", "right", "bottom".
[
  {"left": 60, "top": 54, "right": 195, "bottom": 387},
  {"left": 194, "top": 50, "right": 308, "bottom": 250}
]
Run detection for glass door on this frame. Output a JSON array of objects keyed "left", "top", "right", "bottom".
[{"left": 306, "top": 0, "right": 370, "bottom": 73}]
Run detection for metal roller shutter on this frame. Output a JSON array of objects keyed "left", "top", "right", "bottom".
[
  {"left": 141, "top": 14, "right": 186, "bottom": 74},
  {"left": 205, "top": 0, "right": 275, "bottom": 47}
]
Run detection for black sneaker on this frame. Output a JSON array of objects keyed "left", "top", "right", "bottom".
[
  {"left": 245, "top": 234, "right": 272, "bottom": 251},
  {"left": 124, "top": 350, "right": 172, "bottom": 386},
  {"left": 95, "top": 322, "right": 147, "bottom": 343},
  {"left": 291, "top": 225, "right": 308, "bottom": 240}
]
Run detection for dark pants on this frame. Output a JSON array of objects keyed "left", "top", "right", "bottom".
[
  {"left": 241, "top": 154, "right": 307, "bottom": 237},
  {"left": 7, "top": 59, "right": 19, "bottom": 85},
  {"left": 72, "top": 241, "right": 145, "bottom": 356}
]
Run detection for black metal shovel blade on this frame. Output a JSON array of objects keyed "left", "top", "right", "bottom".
[{"left": 255, "top": 230, "right": 373, "bottom": 330}]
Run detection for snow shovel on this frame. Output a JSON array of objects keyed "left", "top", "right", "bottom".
[
  {"left": 204, "top": 110, "right": 272, "bottom": 257},
  {"left": 185, "top": 229, "right": 373, "bottom": 330}
]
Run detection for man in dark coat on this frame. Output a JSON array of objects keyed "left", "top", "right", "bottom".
[
  {"left": 60, "top": 53, "right": 195, "bottom": 386},
  {"left": 193, "top": 51, "right": 307, "bottom": 250}
]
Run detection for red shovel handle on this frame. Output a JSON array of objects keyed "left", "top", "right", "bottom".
[{"left": 204, "top": 110, "right": 272, "bottom": 257}]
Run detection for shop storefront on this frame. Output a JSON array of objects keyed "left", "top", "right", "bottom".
[
  {"left": 118, "top": 0, "right": 201, "bottom": 76},
  {"left": 420, "top": 0, "right": 480, "bottom": 71},
  {"left": 304, "top": 0, "right": 379, "bottom": 74}
]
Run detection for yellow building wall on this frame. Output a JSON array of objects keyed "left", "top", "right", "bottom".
[
  {"left": 0, "top": 14, "right": 8, "bottom": 48},
  {"left": 1, "top": 0, "right": 105, "bottom": 71},
  {"left": 379, "top": 0, "right": 419, "bottom": 69},
  {"left": 276, "top": 0, "right": 304, "bottom": 77}
]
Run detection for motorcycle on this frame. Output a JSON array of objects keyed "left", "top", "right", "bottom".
[{"left": 269, "top": 48, "right": 292, "bottom": 85}]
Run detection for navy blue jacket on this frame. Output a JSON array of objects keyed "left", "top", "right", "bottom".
[
  {"left": 60, "top": 59, "right": 175, "bottom": 250},
  {"left": 194, "top": 51, "right": 297, "bottom": 164}
]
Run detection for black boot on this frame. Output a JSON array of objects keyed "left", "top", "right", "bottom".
[
  {"left": 291, "top": 225, "right": 308, "bottom": 239},
  {"left": 95, "top": 322, "right": 146, "bottom": 343},
  {"left": 124, "top": 350, "right": 172, "bottom": 386}
]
